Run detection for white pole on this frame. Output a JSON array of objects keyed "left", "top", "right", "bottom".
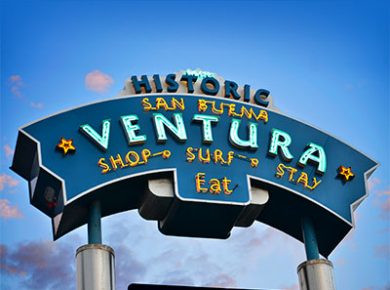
[
  {"left": 76, "top": 201, "right": 115, "bottom": 290},
  {"left": 297, "top": 259, "right": 335, "bottom": 290},
  {"left": 76, "top": 244, "right": 115, "bottom": 290}
]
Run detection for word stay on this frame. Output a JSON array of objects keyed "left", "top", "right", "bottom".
[{"left": 275, "top": 163, "right": 322, "bottom": 191}]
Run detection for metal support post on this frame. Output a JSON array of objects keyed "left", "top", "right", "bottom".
[
  {"left": 301, "top": 217, "right": 320, "bottom": 260},
  {"left": 298, "top": 217, "right": 336, "bottom": 290},
  {"left": 76, "top": 244, "right": 115, "bottom": 290},
  {"left": 88, "top": 200, "right": 102, "bottom": 244},
  {"left": 76, "top": 200, "right": 115, "bottom": 290}
]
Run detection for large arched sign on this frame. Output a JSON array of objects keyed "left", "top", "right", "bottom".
[{"left": 11, "top": 73, "right": 377, "bottom": 257}]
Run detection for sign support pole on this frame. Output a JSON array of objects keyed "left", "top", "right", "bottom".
[
  {"left": 76, "top": 200, "right": 116, "bottom": 290},
  {"left": 88, "top": 200, "right": 102, "bottom": 244},
  {"left": 302, "top": 217, "right": 320, "bottom": 260},
  {"left": 297, "top": 217, "right": 336, "bottom": 290}
]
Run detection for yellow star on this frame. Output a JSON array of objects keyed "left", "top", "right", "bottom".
[
  {"left": 57, "top": 138, "right": 76, "bottom": 155},
  {"left": 338, "top": 165, "right": 354, "bottom": 181}
]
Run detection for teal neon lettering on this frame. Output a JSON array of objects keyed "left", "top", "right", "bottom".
[
  {"left": 192, "top": 114, "right": 219, "bottom": 144},
  {"left": 79, "top": 119, "right": 111, "bottom": 151},
  {"left": 229, "top": 118, "right": 258, "bottom": 150},
  {"left": 268, "top": 128, "right": 294, "bottom": 161},
  {"left": 153, "top": 113, "right": 187, "bottom": 143},
  {"left": 298, "top": 143, "right": 327, "bottom": 174},
  {"left": 120, "top": 115, "right": 146, "bottom": 145}
]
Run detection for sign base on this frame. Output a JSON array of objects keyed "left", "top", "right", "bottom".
[
  {"left": 297, "top": 259, "right": 335, "bottom": 290},
  {"left": 128, "top": 284, "right": 264, "bottom": 289},
  {"left": 76, "top": 244, "right": 115, "bottom": 290}
]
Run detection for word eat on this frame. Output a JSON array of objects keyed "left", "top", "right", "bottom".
[{"left": 195, "top": 172, "right": 234, "bottom": 195}]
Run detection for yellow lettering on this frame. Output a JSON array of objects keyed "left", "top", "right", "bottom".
[
  {"left": 141, "top": 98, "right": 153, "bottom": 111},
  {"left": 198, "top": 148, "right": 211, "bottom": 163},
  {"left": 195, "top": 173, "right": 208, "bottom": 193},
  {"left": 186, "top": 147, "right": 196, "bottom": 162},
  {"left": 287, "top": 167, "right": 298, "bottom": 181},
  {"left": 250, "top": 158, "right": 259, "bottom": 168},
  {"left": 171, "top": 98, "right": 185, "bottom": 111},
  {"left": 213, "top": 149, "right": 226, "bottom": 164},
  {"left": 211, "top": 102, "right": 224, "bottom": 114},
  {"left": 296, "top": 172, "right": 309, "bottom": 188},
  {"left": 275, "top": 163, "right": 321, "bottom": 191},
  {"left": 307, "top": 177, "right": 322, "bottom": 191},
  {"left": 238, "top": 107, "right": 268, "bottom": 123},
  {"left": 141, "top": 149, "right": 151, "bottom": 164},
  {"left": 162, "top": 150, "right": 171, "bottom": 159},
  {"left": 198, "top": 99, "right": 208, "bottom": 112},
  {"left": 276, "top": 163, "right": 285, "bottom": 178},
  {"left": 259, "top": 110, "right": 268, "bottom": 123},
  {"left": 125, "top": 151, "right": 140, "bottom": 167},
  {"left": 209, "top": 178, "right": 222, "bottom": 194},
  {"left": 228, "top": 103, "right": 236, "bottom": 117},
  {"left": 156, "top": 97, "right": 168, "bottom": 110},
  {"left": 110, "top": 154, "right": 126, "bottom": 170},
  {"left": 227, "top": 151, "right": 235, "bottom": 165},
  {"left": 195, "top": 99, "right": 269, "bottom": 122},
  {"left": 98, "top": 158, "right": 111, "bottom": 174},
  {"left": 222, "top": 177, "right": 233, "bottom": 195},
  {"left": 240, "top": 107, "right": 250, "bottom": 119}
]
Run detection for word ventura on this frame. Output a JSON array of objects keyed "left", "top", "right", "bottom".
[{"left": 79, "top": 97, "right": 327, "bottom": 176}]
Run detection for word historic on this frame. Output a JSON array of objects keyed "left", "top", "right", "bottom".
[{"left": 128, "top": 74, "right": 271, "bottom": 107}]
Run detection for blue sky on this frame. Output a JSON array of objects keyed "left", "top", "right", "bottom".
[{"left": 1, "top": 0, "right": 389, "bottom": 289}]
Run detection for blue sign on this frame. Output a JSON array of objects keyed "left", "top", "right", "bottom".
[{"left": 11, "top": 87, "right": 377, "bottom": 257}]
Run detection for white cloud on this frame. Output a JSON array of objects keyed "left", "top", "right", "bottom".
[
  {"left": 3, "top": 144, "right": 14, "bottom": 158},
  {"left": 8, "top": 75, "right": 23, "bottom": 97},
  {"left": 0, "top": 174, "right": 19, "bottom": 191},
  {"left": 85, "top": 70, "right": 114, "bottom": 93},
  {"left": 0, "top": 199, "right": 22, "bottom": 218},
  {"left": 30, "top": 101, "right": 44, "bottom": 109}
]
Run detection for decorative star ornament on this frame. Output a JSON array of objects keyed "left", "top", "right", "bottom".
[
  {"left": 338, "top": 165, "right": 354, "bottom": 181},
  {"left": 57, "top": 138, "right": 76, "bottom": 155}
]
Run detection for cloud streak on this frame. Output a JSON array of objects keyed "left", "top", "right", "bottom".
[
  {"left": 85, "top": 70, "right": 114, "bottom": 93},
  {"left": 3, "top": 144, "right": 14, "bottom": 158},
  {"left": 0, "top": 174, "right": 19, "bottom": 191},
  {"left": 380, "top": 197, "right": 390, "bottom": 219},
  {"left": 30, "top": 101, "right": 44, "bottom": 110},
  {"left": 1, "top": 211, "right": 303, "bottom": 289},
  {"left": 0, "top": 245, "right": 26, "bottom": 276},
  {"left": 374, "top": 244, "right": 390, "bottom": 260},
  {"left": 7, "top": 74, "right": 44, "bottom": 110},
  {"left": 8, "top": 75, "right": 23, "bottom": 97},
  {"left": 367, "top": 177, "right": 390, "bottom": 220},
  {"left": 113, "top": 244, "right": 148, "bottom": 289},
  {"left": 1, "top": 239, "right": 77, "bottom": 290},
  {"left": 106, "top": 213, "right": 240, "bottom": 288},
  {"left": 367, "top": 177, "right": 381, "bottom": 191},
  {"left": 280, "top": 284, "right": 299, "bottom": 290},
  {"left": 0, "top": 199, "right": 22, "bottom": 218}
]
